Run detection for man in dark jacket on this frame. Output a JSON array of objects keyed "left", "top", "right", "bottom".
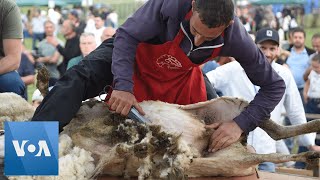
[
  {"left": 33, "top": 0, "right": 285, "bottom": 153},
  {"left": 47, "top": 19, "right": 81, "bottom": 75}
]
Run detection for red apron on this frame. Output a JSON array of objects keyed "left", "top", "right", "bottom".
[{"left": 133, "top": 12, "right": 222, "bottom": 105}]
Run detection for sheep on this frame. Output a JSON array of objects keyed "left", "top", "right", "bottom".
[
  {"left": 1, "top": 93, "right": 320, "bottom": 179},
  {"left": 59, "top": 98, "right": 320, "bottom": 179}
]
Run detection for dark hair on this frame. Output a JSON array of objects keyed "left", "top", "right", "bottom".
[
  {"left": 312, "top": 54, "right": 320, "bottom": 63},
  {"left": 282, "top": 8, "right": 291, "bottom": 17},
  {"left": 312, "top": 33, "right": 320, "bottom": 40},
  {"left": 193, "top": 0, "right": 234, "bottom": 28},
  {"left": 70, "top": 10, "right": 79, "bottom": 19},
  {"left": 292, "top": 27, "right": 306, "bottom": 38},
  {"left": 93, "top": 12, "right": 106, "bottom": 20}
]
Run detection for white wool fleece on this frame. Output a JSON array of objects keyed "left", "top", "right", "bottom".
[{"left": 8, "top": 135, "right": 96, "bottom": 180}]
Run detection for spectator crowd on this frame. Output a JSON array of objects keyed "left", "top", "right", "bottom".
[{"left": 15, "top": 4, "right": 117, "bottom": 100}]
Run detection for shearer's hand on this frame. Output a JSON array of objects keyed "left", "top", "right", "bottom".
[
  {"left": 205, "top": 121, "right": 243, "bottom": 152},
  {"left": 46, "top": 36, "right": 59, "bottom": 47},
  {"left": 107, "top": 90, "right": 145, "bottom": 116}
]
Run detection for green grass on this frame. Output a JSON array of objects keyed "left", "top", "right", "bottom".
[
  {"left": 305, "top": 27, "right": 319, "bottom": 48},
  {"left": 302, "top": 14, "right": 320, "bottom": 48}
]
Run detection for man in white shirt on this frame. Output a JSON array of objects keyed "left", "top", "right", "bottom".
[
  {"left": 31, "top": 9, "right": 46, "bottom": 50},
  {"left": 206, "top": 28, "right": 319, "bottom": 172},
  {"left": 93, "top": 13, "right": 106, "bottom": 46}
]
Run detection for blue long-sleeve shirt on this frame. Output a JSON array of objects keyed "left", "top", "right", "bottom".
[{"left": 112, "top": 0, "right": 285, "bottom": 133}]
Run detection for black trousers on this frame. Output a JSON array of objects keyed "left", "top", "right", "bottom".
[
  {"left": 32, "top": 39, "right": 114, "bottom": 131},
  {"left": 32, "top": 38, "right": 217, "bottom": 131}
]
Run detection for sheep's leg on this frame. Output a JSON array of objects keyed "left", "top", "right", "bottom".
[
  {"left": 187, "top": 150, "right": 320, "bottom": 177},
  {"left": 259, "top": 119, "right": 320, "bottom": 140},
  {"left": 187, "top": 157, "right": 256, "bottom": 177},
  {"left": 180, "top": 97, "right": 248, "bottom": 125},
  {"left": 180, "top": 97, "right": 320, "bottom": 141},
  {"left": 246, "top": 151, "right": 320, "bottom": 166}
]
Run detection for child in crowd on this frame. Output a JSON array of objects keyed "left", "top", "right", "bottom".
[{"left": 304, "top": 54, "right": 320, "bottom": 115}]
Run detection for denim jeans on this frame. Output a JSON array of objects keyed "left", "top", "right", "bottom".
[
  {"left": 305, "top": 98, "right": 320, "bottom": 114},
  {"left": 283, "top": 117, "right": 294, "bottom": 153},
  {"left": 258, "top": 162, "right": 276, "bottom": 172},
  {"left": 0, "top": 71, "right": 25, "bottom": 97},
  {"left": 295, "top": 99, "right": 320, "bottom": 169},
  {"left": 295, "top": 146, "right": 308, "bottom": 169},
  {"left": 298, "top": 88, "right": 305, "bottom": 105},
  {"left": 32, "top": 38, "right": 115, "bottom": 131}
]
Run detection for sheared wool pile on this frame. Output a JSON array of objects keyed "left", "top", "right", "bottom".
[
  {"left": 0, "top": 93, "right": 34, "bottom": 128},
  {"left": 8, "top": 134, "right": 96, "bottom": 180}
]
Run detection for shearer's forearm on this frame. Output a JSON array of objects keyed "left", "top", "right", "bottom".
[{"left": 234, "top": 79, "right": 286, "bottom": 134}]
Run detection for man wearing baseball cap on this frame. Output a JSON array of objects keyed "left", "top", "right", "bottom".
[{"left": 206, "top": 27, "right": 319, "bottom": 172}]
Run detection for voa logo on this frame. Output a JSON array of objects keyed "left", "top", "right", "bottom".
[
  {"left": 12, "top": 140, "right": 51, "bottom": 157},
  {"left": 5, "top": 121, "right": 58, "bottom": 175}
]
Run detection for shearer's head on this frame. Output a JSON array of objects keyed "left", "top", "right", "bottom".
[{"left": 190, "top": 0, "right": 234, "bottom": 46}]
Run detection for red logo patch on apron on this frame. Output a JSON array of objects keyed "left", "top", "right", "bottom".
[{"left": 156, "top": 54, "right": 182, "bottom": 69}]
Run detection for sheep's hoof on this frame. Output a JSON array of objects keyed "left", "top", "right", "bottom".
[{"left": 305, "top": 151, "right": 320, "bottom": 167}]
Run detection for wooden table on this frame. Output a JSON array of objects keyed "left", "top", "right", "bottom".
[
  {"left": 98, "top": 171, "right": 319, "bottom": 180},
  {"left": 258, "top": 171, "right": 318, "bottom": 180}
]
